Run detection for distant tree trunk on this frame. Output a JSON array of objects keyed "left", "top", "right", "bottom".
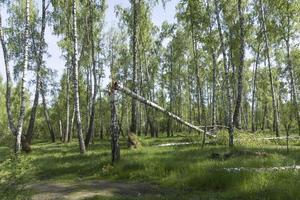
[
  {"left": 26, "top": 0, "right": 47, "bottom": 145},
  {"left": 167, "top": 46, "right": 174, "bottom": 137},
  {"left": 228, "top": 28, "right": 236, "bottom": 103},
  {"left": 98, "top": 78, "right": 104, "bottom": 140},
  {"left": 233, "top": 0, "right": 245, "bottom": 129},
  {"left": 190, "top": 12, "right": 206, "bottom": 143},
  {"left": 261, "top": 102, "right": 268, "bottom": 130},
  {"left": 259, "top": 0, "right": 279, "bottom": 137},
  {"left": 286, "top": 1, "right": 300, "bottom": 135},
  {"left": 0, "top": 12, "right": 16, "bottom": 136},
  {"left": 72, "top": 0, "right": 86, "bottom": 153},
  {"left": 130, "top": 0, "right": 138, "bottom": 134},
  {"left": 205, "top": 1, "right": 217, "bottom": 126},
  {"left": 41, "top": 84, "right": 55, "bottom": 142},
  {"left": 69, "top": 106, "right": 75, "bottom": 142},
  {"left": 86, "top": 67, "right": 92, "bottom": 133},
  {"left": 85, "top": 0, "right": 98, "bottom": 148},
  {"left": 251, "top": 44, "right": 260, "bottom": 132},
  {"left": 190, "top": 21, "right": 201, "bottom": 126},
  {"left": 65, "top": 66, "right": 70, "bottom": 142},
  {"left": 215, "top": 0, "right": 234, "bottom": 146},
  {"left": 242, "top": 93, "right": 248, "bottom": 130},
  {"left": 59, "top": 120, "right": 63, "bottom": 141},
  {"left": 211, "top": 51, "right": 217, "bottom": 126},
  {"left": 188, "top": 75, "right": 192, "bottom": 134},
  {"left": 110, "top": 85, "right": 120, "bottom": 163},
  {"left": 137, "top": 46, "right": 142, "bottom": 136}
]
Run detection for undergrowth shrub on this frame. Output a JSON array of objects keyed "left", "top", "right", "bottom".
[
  {"left": 215, "top": 130, "right": 228, "bottom": 145},
  {"left": 0, "top": 154, "right": 32, "bottom": 200}
]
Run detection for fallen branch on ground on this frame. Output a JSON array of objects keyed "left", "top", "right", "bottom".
[
  {"left": 156, "top": 141, "right": 214, "bottom": 147},
  {"left": 212, "top": 165, "right": 300, "bottom": 173},
  {"left": 234, "top": 136, "right": 300, "bottom": 141}
]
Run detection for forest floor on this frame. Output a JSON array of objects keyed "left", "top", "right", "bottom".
[
  {"left": 1, "top": 130, "right": 300, "bottom": 200},
  {"left": 29, "top": 179, "right": 165, "bottom": 200}
]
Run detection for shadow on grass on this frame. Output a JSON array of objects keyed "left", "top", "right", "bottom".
[{"left": 7, "top": 138, "right": 300, "bottom": 200}]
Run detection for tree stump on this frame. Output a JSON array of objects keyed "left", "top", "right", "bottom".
[{"left": 127, "top": 132, "right": 141, "bottom": 149}]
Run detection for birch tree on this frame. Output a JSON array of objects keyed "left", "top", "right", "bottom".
[{"left": 72, "top": 0, "right": 86, "bottom": 153}]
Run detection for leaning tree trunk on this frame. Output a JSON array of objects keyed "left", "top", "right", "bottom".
[
  {"left": 214, "top": 0, "right": 234, "bottom": 146},
  {"left": 72, "top": 0, "right": 86, "bottom": 153},
  {"left": 26, "top": 0, "right": 47, "bottom": 145},
  {"left": 233, "top": 0, "right": 245, "bottom": 129},
  {"left": 259, "top": 0, "right": 279, "bottom": 137}
]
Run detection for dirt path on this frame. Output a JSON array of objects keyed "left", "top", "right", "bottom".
[{"left": 30, "top": 180, "right": 165, "bottom": 200}]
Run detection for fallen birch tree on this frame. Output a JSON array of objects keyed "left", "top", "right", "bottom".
[{"left": 112, "top": 82, "right": 215, "bottom": 138}]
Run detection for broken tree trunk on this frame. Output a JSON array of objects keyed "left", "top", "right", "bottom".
[{"left": 113, "top": 82, "right": 215, "bottom": 137}]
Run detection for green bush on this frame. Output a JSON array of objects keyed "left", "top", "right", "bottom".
[{"left": 0, "top": 154, "right": 32, "bottom": 200}]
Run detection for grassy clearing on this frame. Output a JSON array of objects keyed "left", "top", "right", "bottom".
[{"left": 1, "top": 132, "right": 300, "bottom": 199}]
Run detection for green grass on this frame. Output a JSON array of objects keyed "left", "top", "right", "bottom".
[{"left": 1, "top": 132, "right": 300, "bottom": 199}]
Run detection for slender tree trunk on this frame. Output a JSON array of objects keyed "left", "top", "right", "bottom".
[
  {"left": 214, "top": 0, "right": 234, "bottom": 146},
  {"left": 26, "top": 0, "right": 47, "bottom": 145},
  {"left": 72, "top": 0, "right": 86, "bottom": 153},
  {"left": 0, "top": 11, "right": 16, "bottom": 136},
  {"left": 205, "top": 0, "right": 217, "bottom": 126},
  {"left": 251, "top": 44, "right": 261, "bottom": 132},
  {"left": 65, "top": 66, "right": 70, "bottom": 142},
  {"left": 259, "top": 0, "right": 279, "bottom": 137},
  {"left": 286, "top": 1, "right": 300, "bottom": 135},
  {"left": 14, "top": 0, "right": 30, "bottom": 153},
  {"left": 41, "top": 84, "right": 55, "bottom": 142},
  {"left": 167, "top": 46, "right": 174, "bottom": 137},
  {"left": 188, "top": 75, "right": 192, "bottom": 133},
  {"left": 261, "top": 102, "right": 267, "bottom": 130},
  {"left": 211, "top": 51, "right": 217, "bottom": 126},
  {"left": 130, "top": 0, "right": 138, "bottom": 134},
  {"left": 69, "top": 106, "right": 75, "bottom": 142},
  {"left": 59, "top": 120, "right": 63, "bottom": 141},
  {"left": 191, "top": 22, "right": 201, "bottom": 126},
  {"left": 110, "top": 84, "right": 120, "bottom": 163},
  {"left": 233, "top": 0, "right": 245, "bottom": 129},
  {"left": 85, "top": 0, "right": 98, "bottom": 148},
  {"left": 86, "top": 67, "right": 91, "bottom": 133}
]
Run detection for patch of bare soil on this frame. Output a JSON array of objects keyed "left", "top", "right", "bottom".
[{"left": 30, "top": 180, "right": 165, "bottom": 200}]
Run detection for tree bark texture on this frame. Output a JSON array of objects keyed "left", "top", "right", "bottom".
[{"left": 72, "top": 0, "right": 86, "bottom": 153}]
